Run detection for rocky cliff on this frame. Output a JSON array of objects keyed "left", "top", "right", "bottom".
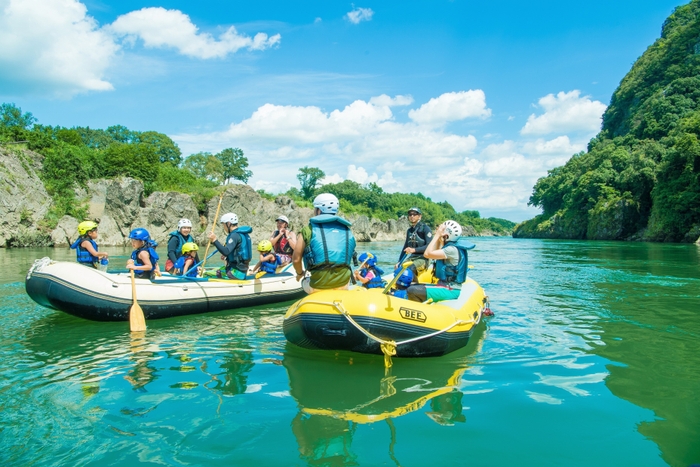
[{"left": 1, "top": 147, "right": 420, "bottom": 248}]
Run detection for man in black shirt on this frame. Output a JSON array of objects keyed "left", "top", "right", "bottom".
[{"left": 396, "top": 207, "right": 433, "bottom": 282}]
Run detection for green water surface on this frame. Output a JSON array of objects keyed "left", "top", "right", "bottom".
[{"left": 0, "top": 239, "right": 698, "bottom": 466}]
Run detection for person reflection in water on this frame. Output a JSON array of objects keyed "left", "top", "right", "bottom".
[{"left": 291, "top": 412, "right": 358, "bottom": 467}]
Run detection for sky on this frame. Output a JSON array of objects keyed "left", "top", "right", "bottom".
[{"left": 0, "top": 0, "right": 688, "bottom": 222}]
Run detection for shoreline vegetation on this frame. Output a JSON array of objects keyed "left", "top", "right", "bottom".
[
  {"left": 0, "top": 107, "right": 515, "bottom": 248},
  {"left": 514, "top": 0, "right": 700, "bottom": 243}
]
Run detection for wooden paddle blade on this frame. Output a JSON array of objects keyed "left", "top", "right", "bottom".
[
  {"left": 130, "top": 302, "right": 146, "bottom": 332},
  {"left": 129, "top": 270, "right": 146, "bottom": 332}
]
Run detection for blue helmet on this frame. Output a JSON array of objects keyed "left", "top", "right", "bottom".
[
  {"left": 396, "top": 269, "right": 414, "bottom": 288},
  {"left": 358, "top": 252, "right": 377, "bottom": 267},
  {"left": 129, "top": 228, "right": 151, "bottom": 242}
]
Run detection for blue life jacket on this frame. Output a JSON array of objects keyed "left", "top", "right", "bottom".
[
  {"left": 360, "top": 265, "right": 386, "bottom": 289},
  {"left": 131, "top": 244, "right": 160, "bottom": 279},
  {"left": 259, "top": 255, "right": 278, "bottom": 274},
  {"left": 392, "top": 289, "right": 408, "bottom": 299},
  {"left": 173, "top": 255, "right": 198, "bottom": 277},
  {"left": 70, "top": 237, "right": 99, "bottom": 266},
  {"left": 303, "top": 215, "right": 356, "bottom": 271},
  {"left": 225, "top": 226, "right": 252, "bottom": 272},
  {"left": 168, "top": 230, "right": 194, "bottom": 258},
  {"left": 434, "top": 237, "right": 475, "bottom": 285}
]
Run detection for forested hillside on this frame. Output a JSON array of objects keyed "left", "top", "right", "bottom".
[{"left": 515, "top": 0, "right": 700, "bottom": 242}]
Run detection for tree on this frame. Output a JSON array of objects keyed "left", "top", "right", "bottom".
[
  {"left": 297, "top": 166, "right": 325, "bottom": 200},
  {"left": 215, "top": 147, "right": 252, "bottom": 183},
  {"left": 0, "top": 103, "right": 36, "bottom": 129},
  {"left": 106, "top": 125, "right": 137, "bottom": 144},
  {"left": 183, "top": 152, "right": 224, "bottom": 182},
  {"left": 138, "top": 131, "right": 182, "bottom": 166}
]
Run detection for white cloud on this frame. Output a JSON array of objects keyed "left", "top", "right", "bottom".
[
  {"left": 346, "top": 7, "right": 374, "bottom": 24},
  {"left": 522, "top": 135, "right": 584, "bottom": 156},
  {"left": 408, "top": 90, "right": 491, "bottom": 125},
  {"left": 520, "top": 90, "right": 606, "bottom": 135},
  {"left": 0, "top": 0, "right": 117, "bottom": 96},
  {"left": 108, "top": 7, "right": 280, "bottom": 59},
  {"left": 369, "top": 94, "right": 414, "bottom": 107}
]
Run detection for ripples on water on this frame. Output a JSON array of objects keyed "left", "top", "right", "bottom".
[{"left": 1, "top": 240, "right": 698, "bottom": 466}]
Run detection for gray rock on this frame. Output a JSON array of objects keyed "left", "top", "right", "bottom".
[{"left": 0, "top": 147, "right": 52, "bottom": 247}]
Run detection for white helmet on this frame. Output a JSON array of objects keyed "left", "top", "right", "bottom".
[
  {"left": 313, "top": 193, "right": 339, "bottom": 214},
  {"left": 177, "top": 218, "right": 192, "bottom": 229},
  {"left": 443, "top": 220, "right": 462, "bottom": 242},
  {"left": 220, "top": 213, "right": 238, "bottom": 225},
  {"left": 276, "top": 215, "right": 289, "bottom": 224}
]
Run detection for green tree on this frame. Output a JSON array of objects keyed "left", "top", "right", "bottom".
[
  {"left": 138, "top": 131, "right": 182, "bottom": 166},
  {"left": 183, "top": 152, "right": 224, "bottom": 182},
  {"left": 215, "top": 147, "right": 252, "bottom": 183},
  {"left": 0, "top": 103, "right": 36, "bottom": 129},
  {"left": 297, "top": 166, "right": 325, "bottom": 200}
]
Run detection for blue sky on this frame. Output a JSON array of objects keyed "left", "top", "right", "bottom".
[{"left": 0, "top": 0, "right": 687, "bottom": 221}]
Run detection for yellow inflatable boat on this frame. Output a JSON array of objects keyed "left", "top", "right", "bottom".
[{"left": 283, "top": 277, "right": 489, "bottom": 358}]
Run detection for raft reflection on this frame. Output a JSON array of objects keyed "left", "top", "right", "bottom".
[{"left": 283, "top": 326, "right": 484, "bottom": 466}]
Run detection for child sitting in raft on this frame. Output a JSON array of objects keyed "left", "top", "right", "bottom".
[
  {"left": 173, "top": 242, "right": 200, "bottom": 277},
  {"left": 251, "top": 240, "right": 279, "bottom": 278},
  {"left": 70, "top": 221, "right": 109, "bottom": 268},
  {"left": 353, "top": 252, "right": 386, "bottom": 289},
  {"left": 126, "top": 228, "right": 160, "bottom": 279},
  {"left": 390, "top": 269, "right": 413, "bottom": 299}
]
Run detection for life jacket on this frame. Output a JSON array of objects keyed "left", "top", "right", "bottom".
[
  {"left": 131, "top": 243, "right": 160, "bottom": 279},
  {"left": 273, "top": 230, "right": 293, "bottom": 255},
  {"left": 70, "top": 237, "right": 99, "bottom": 266},
  {"left": 392, "top": 289, "right": 409, "bottom": 300},
  {"left": 168, "top": 230, "right": 194, "bottom": 258},
  {"left": 434, "top": 237, "right": 475, "bottom": 285},
  {"left": 259, "top": 255, "right": 279, "bottom": 274},
  {"left": 407, "top": 222, "right": 429, "bottom": 249},
  {"left": 225, "top": 226, "right": 252, "bottom": 272},
  {"left": 173, "top": 256, "right": 198, "bottom": 277},
  {"left": 360, "top": 265, "right": 386, "bottom": 289},
  {"left": 303, "top": 215, "right": 356, "bottom": 271}
]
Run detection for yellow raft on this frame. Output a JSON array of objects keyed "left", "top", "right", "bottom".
[{"left": 283, "top": 277, "right": 488, "bottom": 358}]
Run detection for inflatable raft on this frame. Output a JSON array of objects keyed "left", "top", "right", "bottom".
[
  {"left": 26, "top": 257, "right": 305, "bottom": 321},
  {"left": 283, "top": 277, "right": 488, "bottom": 358}
]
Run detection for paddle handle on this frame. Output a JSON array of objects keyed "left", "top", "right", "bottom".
[
  {"left": 200, "top": 193, "right": 224, "bottom": 276},
  {"left": 130, "top": 269, "right": 138, "bottom": 305}
]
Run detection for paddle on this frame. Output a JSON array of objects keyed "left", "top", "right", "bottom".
[
  {"left": 200, "top": 192, "right": 224, "bottom": 277},
  {"left": 383, "top": 261, "right": 413, "bottom": 295},
  {"left": 129, "top": 270, "right": 146, "bottom": 332}
]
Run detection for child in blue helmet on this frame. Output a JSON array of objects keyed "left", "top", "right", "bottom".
[
  {"left": 353, "top": 252, "right": 386, "bottom": 289},
  {"left": 390, "top": 269, "right": 413, "bottom": 299},
  {"left": 126, "top": 228, "right": 160, "bottom": 279}
]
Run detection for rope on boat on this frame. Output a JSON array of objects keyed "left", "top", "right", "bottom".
[{"left": 291, "top": 299, "right": 484, "bottom": 368}]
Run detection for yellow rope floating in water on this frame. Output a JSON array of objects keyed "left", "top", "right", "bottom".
[{"left": 380, "top": 341, "right": 397, "bottom": 369}]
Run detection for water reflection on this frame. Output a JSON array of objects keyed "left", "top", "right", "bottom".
[{"left": 283, "top": 326, "right": 485, "bottom": 466}]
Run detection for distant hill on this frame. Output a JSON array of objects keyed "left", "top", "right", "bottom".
[{"left": 514, "top": 0, "right": 700, "bottom": 242}]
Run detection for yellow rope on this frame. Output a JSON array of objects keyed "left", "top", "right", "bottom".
[{"left": 380, "top": 341, "right": 397, "bottom": 369}]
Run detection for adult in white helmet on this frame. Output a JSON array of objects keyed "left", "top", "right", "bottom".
[
  {"left": 208, "top": 212, "right": 253, "bottom": 280},
  {"left": 293, "top": 193, "right": 357, "bottom": 293},
  {"left": 270, "top": 214, "right": 297, "bottom": 266},
  {"left": 166, "top": 218, "right": 197, "bottom": 273},
  {"left": 406, "top": 220, "right": 473, "bottom": 303}
]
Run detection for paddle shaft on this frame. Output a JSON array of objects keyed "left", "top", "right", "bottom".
[
  {"left": 129, "top": 270, "right": 146, "bottom": 332},
  {"left": 383, "top": 261, "right": 413, "bottom": 295},
  {"left": 200, "top": 193, "right": 224, "bottom": 276}
]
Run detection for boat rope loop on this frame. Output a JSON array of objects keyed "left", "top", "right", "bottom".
[{"left": 295, "top": 299, "right": 479, "bottom": 368}]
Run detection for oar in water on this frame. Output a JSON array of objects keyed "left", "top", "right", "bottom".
[
  {"left": 129, "top": 270, "right": 146, "bottom": 332},
  {"left": 383, "top": 261, "right": 413, "bottom": 295}
]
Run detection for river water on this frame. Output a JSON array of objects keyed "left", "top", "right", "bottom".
[{"left": 0, "top": 238, "right": 698, "bottom": 467}]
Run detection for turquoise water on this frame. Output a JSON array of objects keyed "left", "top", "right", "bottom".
[{"left": 1, "top": 239, "right": 699, "bottom": 466}]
